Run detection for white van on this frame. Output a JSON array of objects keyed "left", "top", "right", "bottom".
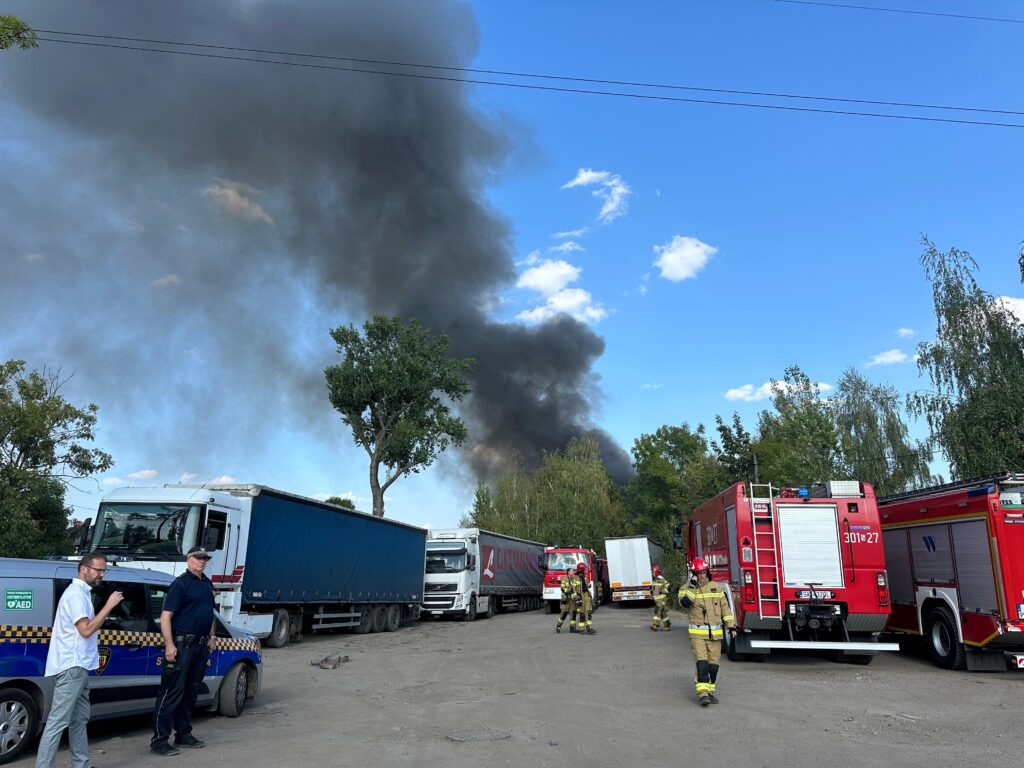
[{"left": 0, "top": 558, "right": 262, "bottom": 764}]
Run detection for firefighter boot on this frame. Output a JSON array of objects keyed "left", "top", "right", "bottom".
[
  {"left": 569, "top": 625, "right": 578, "bottom": 634},
  {"left": 707, "top": 694, "right": 719, "bottom": 705},
  {"left": 650, "top": 624, "right": 658, "bottom": 631},
  {"left": 556, "top": 624, "right": 561, "bottom": 633},
  {"left": 664, "top": 620, "right": 671, "bottom": 632},
  {"left": 699, "top": 696, "right": 711, "bottom": 707},
  {"left": 587, "top": 626, "right": 596, "bottom": 635}
]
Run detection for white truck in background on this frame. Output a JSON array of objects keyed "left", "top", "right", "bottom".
[
  {"left": 604, "top": 536, "right": 664, "bottom": 602},
  {"left": 422, "top": 528, "right": 546, "bottom": 621}
]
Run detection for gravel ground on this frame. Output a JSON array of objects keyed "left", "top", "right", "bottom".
[{"left": 33, "top": 604, "right": 1022, "bottom": 768}]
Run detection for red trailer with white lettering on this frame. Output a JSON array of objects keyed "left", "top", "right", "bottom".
[
  {"left": 682, "top": 481, "right": 898, "bottom": 663},
  {"left": 878, "top": 472, "right": 1024, "bottom": 671}
]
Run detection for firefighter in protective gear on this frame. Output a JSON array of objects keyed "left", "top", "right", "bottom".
[
  {"left": 556, "top": 567, "right": 578, "bottom": 633},
  {"left": 572, "top": 562, "right": 596, "bottom": 635},
  {"left": 678, "top": 557, "right": 735, "bottom": 706},
  {"left": 650, "top": 565, "right": 671, "bottom": 631}
]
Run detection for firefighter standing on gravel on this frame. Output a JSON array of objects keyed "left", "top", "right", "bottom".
[
  {"left": 572, "top": 562, "right": 596, "bottom": 635},
  {"left": 649, "top": 565, "right": 671, "bottom": 632},
  {"left": 678, "top": 557, "right": 734, "bottom": 706},
  {"left": 556, "top": 567, "right": 578, "bottom": 633}
]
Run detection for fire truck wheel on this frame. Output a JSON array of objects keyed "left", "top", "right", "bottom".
[
  {"left": 546, "top": 601, "right": 557, "bottom": 614},
  {"left": 725, "top": 632, "right": 766, "bottom": 663},
  {"left": 927, "top": 606, "right": 966, "bottom": 670},
  {"left": 265, "top": 608, "right": 290, "bottom": 648}
]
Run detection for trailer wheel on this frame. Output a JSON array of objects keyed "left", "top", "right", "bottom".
[
  {"left": 0, "top": 687, "right": 39, "bottom": 765},
  {"left": 461, "top": 596, "right": 477, "bottom": 622},
  {"left": 384, "top": 605, "right": 402, "bottom": 632},
  {"left": 356, "top": 606, "right": 374, "bottom": 634},
  {"left": 371, "top": 604, "right": 388, "bottom": 633},
  {"left": 264, "top": 608, "right": 290, "bottom": 648},
  {"left": 218, "top": 662, "right": 250, "bottom": 718},
  {"left": 927, "top": 606, "right": 966, "bottom": 670}
]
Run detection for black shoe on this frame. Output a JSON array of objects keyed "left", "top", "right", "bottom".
[
  {"left": 569, "top": 626, "right": 577, "bottom": 633},
  {"left": 699, "top": 696, "right": 711, "bottom": 707},
  {"left": 707, "top": 694, "right": 719, "bottom": 704},
  {"left": 174, "top": 735, "right": 205, "bottom": 749},
  {"left": 586, "top": 627, "right": 596, "bottom": 635},
  {"left": 556, "top": 625, "right": 561, "bottom": 633},
  {"left": 650, "top": 625, "right": 658, "bottom": 631},
  {"left": 151, "top": 743, "right": 180, "bottom": 756}
]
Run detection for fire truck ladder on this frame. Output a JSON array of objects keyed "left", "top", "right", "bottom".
[{"left": 749, "top": 483, "right": 781, "bottom": 619}]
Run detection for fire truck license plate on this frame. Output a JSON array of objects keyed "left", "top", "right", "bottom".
[{"left": 796, "top": 590, "right": 834, "bottom": 599}]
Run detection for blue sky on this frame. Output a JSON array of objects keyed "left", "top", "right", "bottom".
[{"left": 2, "top": 1, "right": 1021, "bottom": 531}]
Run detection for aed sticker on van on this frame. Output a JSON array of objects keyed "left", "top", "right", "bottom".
[{"left": 4, "top": 589, "right": 33, "bottom": 610}]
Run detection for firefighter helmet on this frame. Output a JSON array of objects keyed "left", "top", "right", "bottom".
[
  {"left": 690, "top": 557, "right": 710, "bottom": 574},
  {"left": 576, "top": 562, "right": 586, "bottom": 573},
  {"left": 652, "top": 565, "right": 662, "bottom": 577}
]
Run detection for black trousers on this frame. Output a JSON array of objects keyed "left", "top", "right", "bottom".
[{"left": 151, "top": 639, "right": 210, "bottom": 746}]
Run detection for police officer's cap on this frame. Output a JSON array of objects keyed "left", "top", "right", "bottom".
[{"left": 186, "top": 546, "right": 213, "bottom": 560}]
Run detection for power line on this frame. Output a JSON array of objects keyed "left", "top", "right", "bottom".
[
  {"left": 772, "top": 0, "right": 1024, "bottom": 24},
  {"left": 22, "top": 26, "right": 1024, "bottom": 119},
  {"left": 27, "top": 34, "right": 1024, "bottom": 130}
]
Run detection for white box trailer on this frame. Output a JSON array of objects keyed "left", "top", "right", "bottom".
[{"left": 605, "top": 536, "right": 664, "bottom": 602}]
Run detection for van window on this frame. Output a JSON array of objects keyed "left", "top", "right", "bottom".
[{"left": 92, "top": 581, "right": 150, "bottom": 633}]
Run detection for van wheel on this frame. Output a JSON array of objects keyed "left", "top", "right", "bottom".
[
  {"left": 218, "top": 663, "right": 250, "bottom": 718},
  {"left": 264, "top": 609, "right": 290, "bottom": 648},
  {"left": 0, "top": 688, "right": 38, "bottom": 765},
  {"left": 927, "top": 606, "right": 966, "bottom": 670},
  {"left": 384, "top": 605, "right": 402, "bottom": 632}
]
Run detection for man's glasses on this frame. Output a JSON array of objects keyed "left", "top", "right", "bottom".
[{"left": 84, "top": 565, "right": 107, "bottom": 574}]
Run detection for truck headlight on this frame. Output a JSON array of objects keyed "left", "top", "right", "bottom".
[{"left": 454, "top": 595, "right": 463, "bottom": 607}]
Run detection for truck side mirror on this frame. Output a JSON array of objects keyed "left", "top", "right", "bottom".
[
  {"left": 77, "top": 519, "right": 92, "bottom": 553},
  {"left": 467, "top": 553, "right": 476, "bottom": 571},
  {"left": 203, "top": 527, "right": 220, "bottom": 552}
]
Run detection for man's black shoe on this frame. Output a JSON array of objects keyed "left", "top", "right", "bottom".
[
  {"left": 150, "top": 743, "right": 180, "bottom": 756},
  {"left": 707, "top": 694, "right": 719, "bottom": 704},
  {"left": 174, "top": 735, "right": 205, "bottom": 749},
  {"left": 699, "top": 696, "right": 711, "bottom": 707}
]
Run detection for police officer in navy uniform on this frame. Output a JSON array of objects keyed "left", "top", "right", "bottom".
[{"left": 150, "top": 546, "right": 217, "bottom": 756}]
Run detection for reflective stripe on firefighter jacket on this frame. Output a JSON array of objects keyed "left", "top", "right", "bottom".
[
  {"left": 651, "top": 576, "right": 670, "bottom": 603},
  {"left": 560, "top": 574, "right": 576, "bottom": 602},
  {"left": 678, "top": 580, "right": 733, "bottom": 639}
]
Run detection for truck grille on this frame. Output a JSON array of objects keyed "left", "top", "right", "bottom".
[
  {"left": 423, "top": 595, "right": 456, "bottom": 609},
  {"left": 425, "top": 583, "right": 457, "bottom": 592}
]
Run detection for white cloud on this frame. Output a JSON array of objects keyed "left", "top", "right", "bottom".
[
  {"left": 179, "top": 472, "right": 199, "bottom": 483},
  {"left": 896, "top": 327, "right": 915, "bottom": 338},
  {"left": 998, "top": 296, "right": 1024, "bottom": 323},
  {"left": 562, "top": 168, "right": 631, "bottom": 223},
  {"left": 101, "top": 477, "right": 124, "bottom": 487},
  {"left": 204, "top": 178, "right": 274, "bottom": 225},
  {"left": 553, "top": 227, "right": 588, "bottom": 239},
  {"left": 549, "top": 241, "right": 585, "bottom": 254},
  {"left": 638, "top": 285, "right": 648, "bottom": 296},
  {"left": 517, "top": 259, "right": 581, "bottom": 297},
  {"left": 865, "top": 348, "right": 910, "bottom": 368},
  {"left": 150, "top": 274, "right": 181, "bottom": 288},
  {"left": 653, "top": 235, "right": 716, "bottom": 282},
  {"left": 209, "top": 475, "right": 236, "bottom": 484},
  {"left": 516, "top": 288, "right": 607, "bottom": 325},
  {"left": 725, "top": 379, "right": 833, "bottom": 402},
  {"left": 128, "top": 469, "right": 159, "bottom": 479},
  {"left": 640, "top": 383, "right": 663, "bottom": 390},
  {"left": 25, "top": 253, "right": 44, "bottom": 263},
  {"left": 515, "top": 250, "right": 541, "bottom": 267}
]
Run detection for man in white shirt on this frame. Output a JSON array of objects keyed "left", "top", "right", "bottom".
[{"left": 36, "top": 553, "right": 124, "bottom": 768}]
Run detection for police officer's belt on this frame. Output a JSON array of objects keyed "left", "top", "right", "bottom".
[{"left": 173, "top": 634, "right": 208, "bottom": 645}]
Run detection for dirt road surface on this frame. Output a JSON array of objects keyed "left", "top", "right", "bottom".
[{"left": 41, "top": 605, "right": 1021, "bottom": 768}]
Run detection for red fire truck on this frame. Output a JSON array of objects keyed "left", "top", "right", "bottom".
[
  {"left": 541, "top": 546, "right": 603, "bottom": 613},
  {"left": 878, "top": 472, "right": 1024, "bottom": 671},
  {"left": 681, "top": 481, "right": 898, "bottom": 664}
]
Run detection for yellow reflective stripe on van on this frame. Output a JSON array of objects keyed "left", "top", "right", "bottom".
[
  {"left": 1, "top": 624, "right": 258, "bottom": 653},
  {"left": 0, "top": 625, "right": 51, "bottom": 643}
]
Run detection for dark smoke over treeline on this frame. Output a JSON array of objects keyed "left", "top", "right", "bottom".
[{"left": 0, "top": 0, "right": 631, "bottom": 486}]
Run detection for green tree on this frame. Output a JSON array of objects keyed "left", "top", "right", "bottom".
[
  {"left": 909, "top": 239, "right": 1024, "bottom": 478},
  {"left": 0, "top": 360, "right": 114, "bottom": 557},
  {"left": 325, "top": 315, "right": 473, "bottom": 518},
  {"left": 832, "top": 368, "right": 932, "bottom": 495},
  {"left": 324, "top": 496, "right": 356, "bottom": 510},
  {"left": 755, "top": 365, "right": 841, "bottom": 485},
  {"left": 0, "top": 14, "right": 37, "bottom": 50},
  {"left": 713, "top": 412, "right": 756, "bottom": 482}
]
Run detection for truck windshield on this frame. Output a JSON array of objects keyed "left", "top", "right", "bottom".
[
  {"left": 425, "top": 550, "right": 467, "bottom": 574},
  {"left": 92, "top": 502, "right": 202, "bottom": 557},
  {"left": 546, "top": 552, "right": 584, "bottom": 571}
]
